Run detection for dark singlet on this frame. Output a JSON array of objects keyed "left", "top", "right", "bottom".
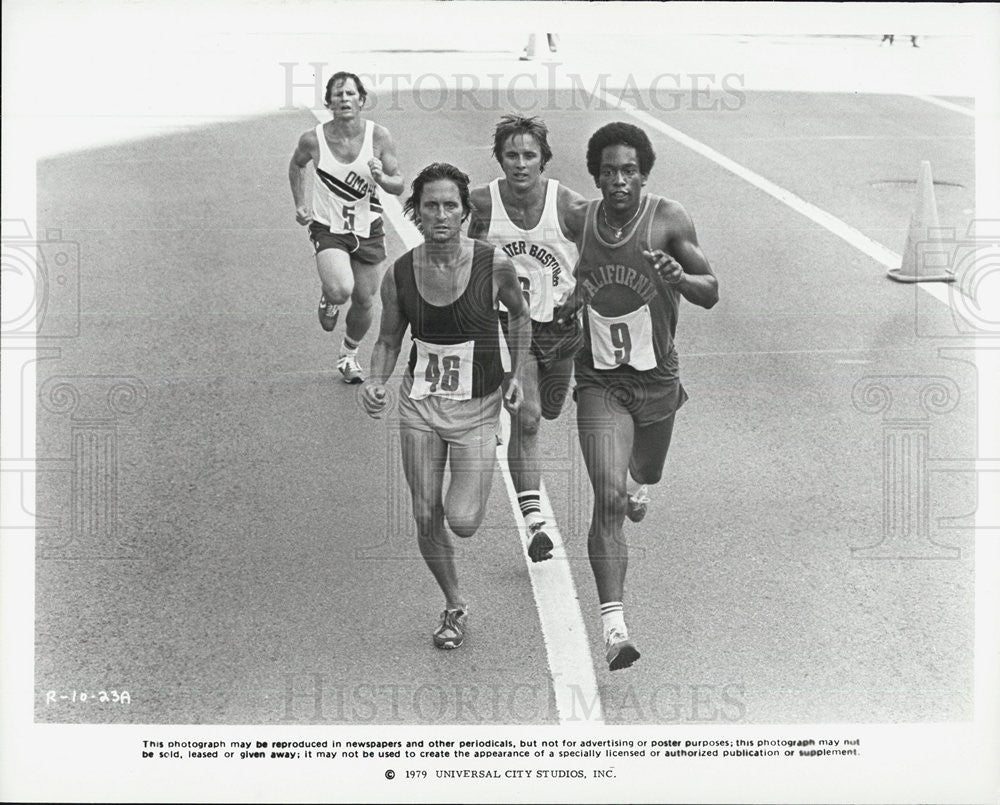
[
  {"left": 575, "top": 194, "right": 680, "bottom": 383},
  {"left": 395, "top": 240, "right": 504, "bottom": 400}
]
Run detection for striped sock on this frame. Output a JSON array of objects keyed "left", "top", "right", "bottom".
[
  {"left": 341, "top": 336, "right": 360, "bottom": 357},
  {"left": 517, "top": 491, "right": 543, "bottom": 526},
  {"left": 600, "top": 602, "right": 627, "bottom": 643}
]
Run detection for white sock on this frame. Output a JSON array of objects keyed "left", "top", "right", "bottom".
[{"left": 600, "top": 602, "right": 627, "bottom": 643}]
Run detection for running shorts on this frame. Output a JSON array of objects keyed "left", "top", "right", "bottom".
[
  {"left": 500, "top": 313, "right": 584, "bottom": 369},
  {"left": 397, "top": 372, "right": 503, "bottom": 448},
  {"left": 573, "top": 361, "right": 688, "bottom": 427},
  {"left": 309, "top": 217, "right": 386, "bottom": 265}
]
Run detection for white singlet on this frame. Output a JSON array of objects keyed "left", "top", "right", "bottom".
[
  {"left": 311, "top": 120, "right": 383, "bottom": 237},
  {"left": 486, "top": 178, "right": 579, "bottom": 322}
]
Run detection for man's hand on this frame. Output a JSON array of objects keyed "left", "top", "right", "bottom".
[
  {"left": 554, "top": 294, "right": 583, "bottom": 326},
  {"left": 643, "top": 249, "right": 684, "bottom": 286},
  {"left": 361, "top": 382, "right": 389, "bottom": 418},
  {"left": 368, "top": 157, "right": 385, "bottom": 184},
  {"left": 295, "top": 205, "right": 314, "bottom": 226},
  {"left": 502, "top": 375, "right": 523, "bottom": 414}
]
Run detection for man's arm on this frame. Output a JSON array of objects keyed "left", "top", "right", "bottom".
[
  {"left": 369, "top": 125, "right": 405, "bottom": 196},
  {"left": 467, "top": 186, "right": 492, "bottom": 241},
  {"left": 553, "top": 188, "right": 590, "bottom": 325},
  {"left": 644, "top": 199, "right": 719, "bottom": 310},
  {"left": 289, "top": 130, "right": 317, "bottom": 226},
  {"left": 556, "top": 184, "right": 589, "bottom": 244},
  {"left": 492, "top": 250, "right": 530, "bottom": 412},
  {"left": 362, "top": 266, "right": 409, "bottom": 417}
]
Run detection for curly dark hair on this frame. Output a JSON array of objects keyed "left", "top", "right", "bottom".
[
  {"left": 491, "top": 115, "right": 553, "bottom": 170},
  {"left": 586, "top": 122, "right": 656, "bottom": 180},
  {"left": 325, "top": 71, "right": 368, "bottom": 106},
  {"left": 403, "top": 163, "right": 472, "bottom": 224}
]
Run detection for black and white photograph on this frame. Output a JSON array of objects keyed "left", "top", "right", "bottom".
[{"left": 2, "top": 0, "right": 999, "bottom": 802}]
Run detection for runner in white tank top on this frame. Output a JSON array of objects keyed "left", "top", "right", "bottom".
[
  {"left": 289, "top": 71, "right": 404, "bottom": 383},
  {"left": 312, "top": 119, "right": 382, "bottom": 237},
  {"left": 468, "top": 115, "right": 589, "bottom": 564},
  {"left": 486, "top": 176, "right": 578, "bottom": 322}
]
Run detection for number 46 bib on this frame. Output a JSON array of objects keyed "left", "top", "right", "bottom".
[
  {"left": 587, "top": 305, "right": 656, "bottom": 371},
  {"left": 409, "top": 338, "right": 475, "bottom": 400}
]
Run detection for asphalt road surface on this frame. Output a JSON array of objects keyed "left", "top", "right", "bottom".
[{"left": 34, "top": 84, "right": 976, "bottom": 725}]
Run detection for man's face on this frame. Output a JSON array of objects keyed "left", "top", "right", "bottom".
[
  {"left": 499, "top": 133, "right": 544, "bottom": 191},
  {"left": 419, "top": 179, "right": 466, "bottom": 243},
  {"left": 597, "top": 144, "right": 647, "bottom": 213},
  {"left": 328, "top": 78, "right": 363, "bottom": 118}
]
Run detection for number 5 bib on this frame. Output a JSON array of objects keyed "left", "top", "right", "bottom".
[
  {"left": 587, "top": 304, "right": 656, "bottom": 371},
  {"left": 409, "top": 338, "right": 476, "bottom": 400}
]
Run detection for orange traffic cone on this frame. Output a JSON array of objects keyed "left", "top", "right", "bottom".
[{"left": 887, "top": 160, "right": 956, "bottom": 282}]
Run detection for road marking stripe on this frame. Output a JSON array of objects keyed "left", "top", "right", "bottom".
[
  {"left": 308, "top": 108, "right": 603, "bottom": 723},
  {"left": 911, "top": 94, "right": 976, "bottom": 117},
  {"left": 591, "top": 89, "right": 952, "bottom": 308},
  {"left": 497, "top": 425, "right": 604, "bottom": 725}
]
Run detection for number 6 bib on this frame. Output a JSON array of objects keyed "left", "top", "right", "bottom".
[
  {"left": 587, "top": 304, "right": 656, "bottom": 371},
  {"left": 409, "top": 338, "right": 475, "bottom": 400}
]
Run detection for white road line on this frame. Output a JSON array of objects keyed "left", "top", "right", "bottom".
[
  {"left": 911, "top": 94, "right": 976, "bottom": 118},
  {"left": 497, "top": 422, "right": 604, "bottom": 725},
  {"left": 307, "top": 108, "right": 604, "bottom": 723},
  {"left": 591, "top": 89, "right": 953, "bottom": 308}
]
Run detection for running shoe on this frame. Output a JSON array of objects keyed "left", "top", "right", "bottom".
[
  {"left": 527, "top": 521, "right": 553, "bottom": 563},
  {"left": 318, "top": 294, "right": 339, "bottom": 332},
  {"left": 433, "top": 608, "right": 467, "bottom": 649},
  {"left": 605, "top": 629, "right": 640, "bottom": 671},
  {"left": 626, "top": 485, "right": 650, "bottom": 523},
  {"left": 337, "top": 354, "right": 365, "bottom": 384}
]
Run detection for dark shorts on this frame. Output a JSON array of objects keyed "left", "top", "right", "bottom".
[
  {"left": 309, "top": 218, "right": 386, "bottom": 265},
  {"left": 500, "top": 313, "right": 584, "bottom": 369},
  {"left": 573, "top": 362, "right": 688, "bottom": 428}
]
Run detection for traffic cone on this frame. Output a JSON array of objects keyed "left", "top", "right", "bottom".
[{"left": 887, "top": 160, "right": 956, "bottom": 282}]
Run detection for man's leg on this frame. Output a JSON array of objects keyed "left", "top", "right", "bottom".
[
  {"left": 315, "top": 247, "right": 354, "bottom": 332},
  {"left": 344, "top": 256, "right": 382, "bottom": 347},
  {"left": 576, "top": 385, "right": 633, "bottom": 602},
  {"left": 575, "top": 385, "right": 640, "bottom": 670},
  {"left": 400, "top": 427, "right": 458, "bottom": 607},
  {"left": 443, "top": 436, "right": 498, "bottom": 539},
  {"left": 538, "top": 355, "right": 575, "bottom": 422},
  {"left": 625, "top": 413, "right": 676, "bottom": 522},
  {"left": 629, "top": 414, "right": 676, "bottom": 486},
  {"left": 506, "top": 353, "right": 553, "bottom": 562},
  {"left": 337, "top": 256, "right": 383, "bottom": 382}
]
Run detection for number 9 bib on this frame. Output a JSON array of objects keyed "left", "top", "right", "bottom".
[
  {"left": 409, "top": 338, "right": 475, "bottom": 400},
  {"left": 587, "top": 304, "right": 656, "bottom": 371}
]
